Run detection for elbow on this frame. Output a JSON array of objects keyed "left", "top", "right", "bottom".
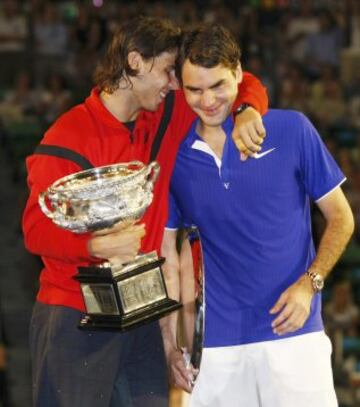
[
  {"left": 23, "top": 230, "right": 36, "bottom": 255},
  {"left": 340, "top": 208, "right": 355, "bottom": 243},
  {"left": 347, "top": 212, "right": 355, "bottom": 239},
  {"left": 22, "top": 218, "right": 42, "bottom": 256}
]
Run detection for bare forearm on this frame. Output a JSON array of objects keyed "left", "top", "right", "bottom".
[
  {"left": 159, "top": 230, "right": 181, "bottom": 356},
  {"left": 159, "top": 284, "right": 180, "bottom": 358},
  {"left": 309, "top": 203, "right": 354, "bottom": 278}
]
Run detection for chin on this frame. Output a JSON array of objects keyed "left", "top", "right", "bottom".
[{"left": 202, "top": 114, "right": 227, "bottom": 127}]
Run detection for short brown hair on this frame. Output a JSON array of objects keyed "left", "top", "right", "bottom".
[
  {"left": 176, "top": 23, "right": 241, "bottom": 81},
  {"left": 94, "top": 16, "right": 181, "bottom": 93}
]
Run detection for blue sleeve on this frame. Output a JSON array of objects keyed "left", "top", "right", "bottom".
[
  {"left": 299, "top": 113, "right": 346, "bottom": 201},
  {"left": 166, "top": 191, "right": 183, "bottom": 229}
]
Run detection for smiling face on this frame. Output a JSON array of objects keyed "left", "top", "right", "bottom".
[
  {"left": 131, "top": 50, "right": 179, "bottom": 112},
  {"left": 182, "top": 59, "right": 242, "bottom": 128}
]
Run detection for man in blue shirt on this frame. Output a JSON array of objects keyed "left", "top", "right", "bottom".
[{"left": 161, "top": 23, "right": 354, "bottom": 407}]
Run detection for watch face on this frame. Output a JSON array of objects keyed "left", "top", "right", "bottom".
[{"left": 313, "top": 275, "right": 324, "bottom": 291}]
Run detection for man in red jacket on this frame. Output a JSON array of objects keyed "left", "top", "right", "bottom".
[{"left": 23, "top": 16, "right": 268, "bottom": 407}]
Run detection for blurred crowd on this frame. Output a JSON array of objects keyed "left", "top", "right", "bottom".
[{"left": 0, "top": 0, "right": 359, "bottom": 405}]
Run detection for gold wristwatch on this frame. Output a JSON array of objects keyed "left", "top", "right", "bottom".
[{"left": 306, "top": 270, "right": 324, "bottom": 292}]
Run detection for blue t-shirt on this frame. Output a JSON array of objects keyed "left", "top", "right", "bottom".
[{"left": 167, "top": 109, "right": 345, "bottom": 347}]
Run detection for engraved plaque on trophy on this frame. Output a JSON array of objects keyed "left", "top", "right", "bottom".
[{"left": 39, "top": 161, "right": 181, "bottom": 331}]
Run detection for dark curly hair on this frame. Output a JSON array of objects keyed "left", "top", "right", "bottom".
[{"left": 94, "top": 16, "right": 181, "bottom": 93}]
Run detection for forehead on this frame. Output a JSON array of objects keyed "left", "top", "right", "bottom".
[{"left": 182, "top": 60, "right": 234, "bottom": 87}]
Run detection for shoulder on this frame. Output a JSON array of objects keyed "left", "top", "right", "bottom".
[
  {"left": 42, "top": 103, "right": 98, "bottom": 148},
  {"left": 264, "top": 109, "right": 309, "bottom": 124},
  {"left": 264, "top": 109, "right": 316, "bottom": 137}
]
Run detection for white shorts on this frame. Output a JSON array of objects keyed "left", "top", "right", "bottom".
[{"left": 189, "top": 331, "right": 338, "bottom": 407}]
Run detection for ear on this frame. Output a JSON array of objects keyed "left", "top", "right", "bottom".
[
  {"left": 128, "top": 51, "right": 144, "bottom": 74},
  {"left": 235, "top": 62, "right": 243, "bottom": 84}
]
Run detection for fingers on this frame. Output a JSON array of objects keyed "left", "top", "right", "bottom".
[
  {"left": 239, "top": 152, "right": 249, "bottom": 162},
  {"left": 269, "top": 292, "right": 288, "bottom": 315},
  {"left": 168, "top": 350, "right": 195, "bottom": 393},
  {"left": 232, "top": 106, "right": 267, "bottom": 159},
  {"left": 233, "top": 139, "right": 252, "bottom": 160},
  {"left": 92, "top": 219, "right": 137, "bottom": 236},
  {"left": 173, "top": 366, "right": 194, "bottom": 393},
  {"left": 254, "top": 121, "right": 266, "bottom": 141},
  {"left": 271, "top": 305, "right": 308, "bottom": 335},
  {"left": 270, "top": 278, "right": 313, "bottom": 335},
  {"left": 88, "top": 223, "right": 146, "bottom": 263},
  {"left": 271, "top": 302, "right": 295, "bottom": 334},
  {"left": 270, "top": 293, "right": 310, "bottom": 335},
  {"left": 232, "top": 125, "right": 265, "bottom": 158},
  {"left": 246, "top": 124, "right": 265, "bottom": 147},
  {"left": 236, "top": 128, "right": 262, "bottom": 152}
]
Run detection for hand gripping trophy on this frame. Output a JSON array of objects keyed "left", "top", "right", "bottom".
[{"left": 39, "top": 161, "right": 181, "bottom": 331}]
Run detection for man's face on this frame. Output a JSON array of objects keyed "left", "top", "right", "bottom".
[
  {"left": 181, "top": 60, "right": 241, "bottom": 128},
  {"left": 132, "top": 50, "right": 179, "bottom": 112}
]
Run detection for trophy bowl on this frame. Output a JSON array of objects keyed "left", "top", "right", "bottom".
[
  {"left": 39, "top": 161, "right": 181, "bottom": 331},
  {"left": 39, "top": 161, "right": 159, "bottom": 233}
]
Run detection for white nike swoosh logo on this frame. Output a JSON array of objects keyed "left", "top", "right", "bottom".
[{"left": 253, "top": 148, "right": 276, "bottom": 159}]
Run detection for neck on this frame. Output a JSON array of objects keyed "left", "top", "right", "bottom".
[
  {"left": 100, "top": 83, "right": 141, "bottom": 122},
  {"left": 196, "top": 121, "right": 226, "bottom": 159}
]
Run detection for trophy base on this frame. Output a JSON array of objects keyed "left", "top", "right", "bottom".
[{"left": 78, "top": 298, "right": 181, "bottom": 331}]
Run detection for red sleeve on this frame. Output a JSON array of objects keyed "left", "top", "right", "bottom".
[
  {"left": 234, "top": 71, "right": 268, "bottom": 115},
  {"left": 22, "top": 129, "right": 93, "bottom": 264}
]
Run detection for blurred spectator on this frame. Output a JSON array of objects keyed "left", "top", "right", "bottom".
[
  {"left": 277, "top": 62, "right": 310, "bottom": 113},
  {"left": 324, "top": 279, "right": 359, "bottom": 380},
  {"left": 0, "top": 71, "right": 38, "bottom": 125},
  {"left": 174, "top": 0, "right": 198, "bottom": 26},
  {"left": 285, "top": 0, "right": 319, "bottom": 64},
  {"left": 340, "top": 151, "right": 360, "bottom": 245},
  {"left": 238, "top": 7, "right": 262, "bottom": 62},
  {"left": 349, "top": 97, "right": 360, "bottom": 128},
  {"left": 38, "top": 73, "right": 72, "bottom": 126},
  {"left": 68, "top": 4, "right": 108, "bottom": 88},
  {"left": 245, "top": 54, "right": 274, "bottom": 102},
  {"left": 325, "top": 280, "right": 359, "bottom": 339},
  {"left": 345, "top": 68, "right": 360, "bottom": 128},
  {"left": 0, "top": 0, "right": 27, "bottom": 86},
  {"left": 308, "top": 75, "right": 346, "bottom": 131},
  {"left": 72, "top": 4, "right": 107, "bottom": 53},
  {"left": 305, "top": 8, "right": 344, "bottom": 79},
  {"left": 33, "top": 3, "right": 69, "bottom": 84},
  {"left": 349, "top": 0, "right": 360, "bottom": 49}
]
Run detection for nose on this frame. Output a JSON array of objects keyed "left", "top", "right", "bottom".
[{"left": 201, "top": 90, "right": 216, "bottom": 108}]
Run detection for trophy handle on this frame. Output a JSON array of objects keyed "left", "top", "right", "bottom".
[
  {"left": 145, "top": 161, "right": 160, "bottom": 189},
  {"left": 38, "top": 191, "right": 57, "bottom": 220}
]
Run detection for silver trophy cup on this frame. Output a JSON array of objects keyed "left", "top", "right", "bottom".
[{"left": 39, "top": 161, "right": 181, "bottom": 331}]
